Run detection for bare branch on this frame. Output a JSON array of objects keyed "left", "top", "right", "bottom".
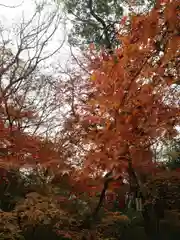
[{"left": 0, "top": 1, "right": 24, "bottom": 8}]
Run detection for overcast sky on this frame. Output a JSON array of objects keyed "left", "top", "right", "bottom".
[{"left": 0, "top": 0, "right": 71, "bottom": 74}]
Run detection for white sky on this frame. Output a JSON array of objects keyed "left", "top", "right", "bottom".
[{"left": 0, "top": 0, "right": 71, "bottom": 74}]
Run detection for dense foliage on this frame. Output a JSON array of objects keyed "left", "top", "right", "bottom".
[
  {"left": 0, "top": 0, "right": 179, "bottom": 239},
  {"left": 61, "top": 0, "right": 155, "bottom": 50}
]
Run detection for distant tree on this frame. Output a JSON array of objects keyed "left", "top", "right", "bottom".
[
  {"left": 164, "top": 139, "right": 180, "bottom": 170},
  {"left": 60, "top": 0, "right": 155, "bottom": 51}
]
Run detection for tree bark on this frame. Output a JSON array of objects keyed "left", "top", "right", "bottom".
[{"left": 127, "top": 158, "right": 160, "bottom": 239}]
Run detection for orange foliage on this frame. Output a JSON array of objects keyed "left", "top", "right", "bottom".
[
  {"left": 0, "top": 105, "right": 65, "bottom": 170},
  {"left": 81, "top": 0, "right": 180, "bottom": 179}
]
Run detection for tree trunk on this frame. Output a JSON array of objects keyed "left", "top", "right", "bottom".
[{"left": 127, "top": 158, "right": 160, "bottom": 239}]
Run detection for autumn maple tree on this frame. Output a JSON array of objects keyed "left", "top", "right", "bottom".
[
  {"left": 83, "top": 0, "right": 179, "bottom": 179},
  {"left": 0, "top": 0, "right": 180, "bottom": 239},
  {"left": 73, "top": 0, "right": 180, "bottom": 233}
]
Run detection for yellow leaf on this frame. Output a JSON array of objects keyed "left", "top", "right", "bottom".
[{"left": 90, "top": 73, "right": 96, "bottom": 81}]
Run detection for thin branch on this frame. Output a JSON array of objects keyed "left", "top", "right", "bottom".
[
  {"left": 88, "top": 0, "right": 112, "bottom": 51},
  {"left": 0, "top": 1, "right": 24, "bottom": 8}
]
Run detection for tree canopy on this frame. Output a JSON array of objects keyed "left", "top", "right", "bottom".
[
  {"left": 0, "top": 0, "right": 180, "bottom": 239},
  {"left": 61, "top": 0, "right": 155, "bottom": 50}
]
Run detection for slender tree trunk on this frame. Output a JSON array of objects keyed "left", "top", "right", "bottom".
[
  {"left": 127, "top": 158, "right": 160, "bottom": 240},
  {"left": 81, "top": 171, "right": 113, "bottom": 239}
]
